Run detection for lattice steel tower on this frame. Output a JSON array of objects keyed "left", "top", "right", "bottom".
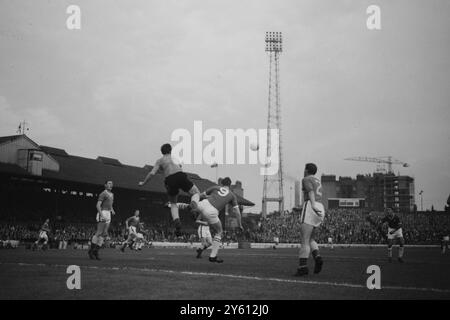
[{"left": 262, "top": 31, "right": 284, "bottom": 217}]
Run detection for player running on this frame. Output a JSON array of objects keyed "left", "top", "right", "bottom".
[
  {"left": 33, "top": 218, "right": 50, "bottom": 251},
  {"left": 195, "top": 177, "right": 243, "bottom": 263},
  {"left": 295, "top": 163, "right": 325, "bottom": 277},
  {"left": 88, "top": 180, "right": 115, "bottom": 260},
  {"left": 379, "top": 208, "right": 405, "bottom": 263},
  {"left": 120, "top": 210, "right": 141, "bottom": 252},
  {"left": 133, "top": 222, "right": 148, "bottom": 250},
  {"left": 139, "top": 143, "right": 200, "bottom": 236},
  {"left": 195, "top": 213, "right": 213, "bottom": 258}
]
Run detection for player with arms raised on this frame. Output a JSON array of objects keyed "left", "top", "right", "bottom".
[
  {"left": 295, "top": 163, "right": 325, "bottom": 276},
  {"left": 196, "top": 177, "right": 243, "bottom": 263},
  {"left": 139, "top": 143, "right": 200, "bottom": 236},
  {"left": 88, "top": 180, "right": 115, "bottom": 260}
]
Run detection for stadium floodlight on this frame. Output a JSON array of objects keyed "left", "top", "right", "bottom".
[{"left": 265, "top": 32, "right": 282, "bottom": 52}]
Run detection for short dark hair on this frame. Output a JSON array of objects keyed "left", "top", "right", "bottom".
[
  {"left": 105, "top": 180, "right": 113, "bottom": 185},
  {"left": 305, "top": 163, "right": 317, "bottom": 175},
  {"left": 161, "top": 143, "right": 172, "bottom": 155},
  {"left": 221, "top": 177, "right": 232, "bottom": 187}
]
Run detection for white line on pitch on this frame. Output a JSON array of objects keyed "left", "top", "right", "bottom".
[{"left": 2, "top": 262, "right": 450, "bottom": 294}]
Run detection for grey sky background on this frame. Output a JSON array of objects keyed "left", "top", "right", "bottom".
[{"left": 0, "top": 0, "right": 449, "bottom": 212}]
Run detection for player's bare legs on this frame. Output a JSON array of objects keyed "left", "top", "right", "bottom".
[
  {"left": 208, "top": 221, "right": 224, "bottom": 263},
  {"left": 89, "top": 222, "right": 106, "bottom": 260},
  {"left": 120, "top": 232, "right": 135, "bottom": 252},
  {"left": 296, "top": 223, "right": 314, "bottom": 276},
  {"left": 197, "top": 235, "right": 213, "bottom": 258},
  {"left": 387, "top": 239, "right": 393, "bottom": 262},
  {"left": 168, "top": 194, "right": 183, "bottom": 236},
  {"left": 188, "top": 185, "right": 201, "bottom": 209}
]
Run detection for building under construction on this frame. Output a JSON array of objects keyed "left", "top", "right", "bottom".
[{"left": 321, "top": 173, "right": 415, "bottom": 213}]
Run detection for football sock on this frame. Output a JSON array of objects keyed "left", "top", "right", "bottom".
[
  {"left": 299, "top": 242, "right": 311, "bottom": 259},
  {"left": 210, "top": 235, "right": 221, "bottom": 258},
  {"left": 173, "top": 218, "right": 181, "bottom": 229},
  {"left": 388, "top": 247, "right": 393, "bottom": 258},
  {"left": 170, "top": 203, "right": 180, "bottom": 221},
  {"left": 310, "top": 240, "right": 319, "bottom": 258},
  {"left": 311, "top": 249, "right": 320, "bottom": 260},
  {"left": 97, "top": 236, "right": 104, "bottom": 248},
  {"left": 399, "top": 246, "right": 404, "bottom": 258},
  {"left": 299, "top": 258, "right": 308, "bottom": 268},
  {"left": 177, "top": 203, "right": 190, "bottom": 210}
]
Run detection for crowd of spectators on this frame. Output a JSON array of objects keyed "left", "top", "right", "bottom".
[
  {"left": 1, "top": 208, "right": 449, "bottom": 247},
  {"left": 241, "top": 208, "right": 450, "bottom": 245}
]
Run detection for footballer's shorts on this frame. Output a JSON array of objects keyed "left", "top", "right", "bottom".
[
  {"left": 128, "top": 226, "right": 137, "bottom": 237},
  {"left": 96, "top": 210, "right": 112, "bottom": 224},
  {"left": 164, "top": 172, "right": 194, "bottom": 196},
  {"left": 136, "top": 233, "right": 144, "bottom": 240},
  {"left": 39, "top": 231, "right": 48, "bottom": 241},
  {"left": 198, "top": 199, "right": 220, "bottom": 225},
  {"left": 300, "top": 201, "right": 325, "bottom": 227},
  {"left": 198, "top": 225, "right": 212, "bottom": 239},
  {"left": 327, "top": 237, "right": 333, "bottom": 244},
  {"left": 387, "top": 228, "right": 404, "bottom": 240}
]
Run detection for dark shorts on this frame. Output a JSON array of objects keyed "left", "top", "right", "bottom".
[{"left": 164, "top": 172, "right": 194, "bottom": 196}]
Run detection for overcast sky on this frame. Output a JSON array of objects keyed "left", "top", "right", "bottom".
[{"left": 1, "top": 0, "right": 449, "bottom": 212}]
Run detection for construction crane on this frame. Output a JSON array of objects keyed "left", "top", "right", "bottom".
[{"left": 344, "top": 156, "right": 410, "bottom": 174}]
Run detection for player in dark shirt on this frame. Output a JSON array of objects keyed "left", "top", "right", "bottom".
[
  {"left": 32, "top": 218, "right": 50, "bottom": 251},
  {"left": 379, "top": 208, "right": 405, "bottom": 263}
]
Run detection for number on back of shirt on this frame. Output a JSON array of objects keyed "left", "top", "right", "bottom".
[{"left": 218, "top": 187, "right": 229, "bottom": 197}]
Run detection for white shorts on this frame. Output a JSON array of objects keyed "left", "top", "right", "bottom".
[
  {"left": 136, "top": 233, "right": 144, "bottom": 240},
  {"left": 128, "top": 226, "right": 137, "bottom": 237},
  {"left": 327, "top": 237, "right": 333, "bottom": 243},
  {"left": 39, "top": 231, "right": 48, "bottom": 241},
  {"left": 387, "top": 228, "right": 403, "bottom": 240},
  {"left": 198, "top": 225, "right": 212, "bottom": 239},
  {"left": 97, "top": 210, "right": 112, "bottom": 223},
  {"left": 198, "top": 199, "right": 220, "bottom": 225},
  {"left": 300, "top": 201, "right": 325, "bottom": 227}
]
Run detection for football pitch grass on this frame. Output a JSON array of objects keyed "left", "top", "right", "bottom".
[{"left": 1, "top": 246, "right": 449, "bottom": 300}]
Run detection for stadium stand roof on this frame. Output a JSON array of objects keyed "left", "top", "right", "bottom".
[
  {"left": 0, "top": 135, "right": 254, "bottom": 206},
  {"left": 0, "top": 134, "right": 27, "bottom": 145},
  {"left": 39, "top": 146, "right": 69, "bottom": 157}
]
